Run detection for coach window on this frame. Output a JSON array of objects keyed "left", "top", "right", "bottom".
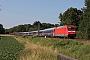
[{"left": 68, "top": 27, "right": 75, "bottom": 31}]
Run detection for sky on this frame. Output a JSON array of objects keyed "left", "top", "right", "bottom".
[{"left": 0, "top": 0, "right": 85, "bottom": 29}]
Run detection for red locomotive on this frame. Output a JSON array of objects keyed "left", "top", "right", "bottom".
[{"left": 54, "top": 25, "right": 76, "bottom": 38}]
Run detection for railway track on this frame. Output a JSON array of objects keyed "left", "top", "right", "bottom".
[
  {"left": 14, "top": 34, "right": 90, "bottom": 45},
  {"left": 39, "top": 36, "right": 90, "bottom": 45}
]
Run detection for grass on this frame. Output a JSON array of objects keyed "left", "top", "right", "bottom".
[
  {"left": 15, "top": 36, "right": 58, "bottom": 60},
  {"left": 18, "top": 36, "right": 90, "bottom": 60}
]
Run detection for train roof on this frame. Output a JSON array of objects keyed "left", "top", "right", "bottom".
[
  {"left": 55, "top": 26, "right": 64, "bottom": 28},
  {"left": 38, "top": 28, "right": 54, "bottom": 32},
  {"left": 39, "top": 30, "right": 45, "bottom": 32},
  {"left": 19, "top": 32, "right": 29, "bottom": 33},
  {"left": 31, "top": 31, "right": 38, "bottom": 32},
  {"left": 44, "top": 27, "right": 54, "bottom": 30}
]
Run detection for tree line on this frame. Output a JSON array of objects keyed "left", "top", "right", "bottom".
[
  {"left": 0, "top": 0, "right": 90, "bottom": 39},
  {"left": 5, "top": 21, "right": 59, "bottom": 34}
]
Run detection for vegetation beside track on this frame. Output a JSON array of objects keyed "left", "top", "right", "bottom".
[
  {"left": 0, "top": 36, "right": 24, "bottom": 60},
  {"left": 19, "top": 36, "right": 90, "bottom": 60},
  {"left": 15, "top": 36, "right": 58, "bottom": 60}
]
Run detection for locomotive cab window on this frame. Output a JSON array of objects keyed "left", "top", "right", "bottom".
[{"left": 68, "top": 27, "right": 75, "bottom": 31}]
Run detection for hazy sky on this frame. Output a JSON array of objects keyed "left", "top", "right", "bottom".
[{"left": 0, "top": 0, "right": 85, "bottom": 29}]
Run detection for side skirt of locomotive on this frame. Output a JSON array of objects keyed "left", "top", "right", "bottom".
[
  {"left": 54, "top": 34, "right": 67, "bottom": 38},
  {"left": 54, "top": 34, "right": 76, "bottom": 38}
]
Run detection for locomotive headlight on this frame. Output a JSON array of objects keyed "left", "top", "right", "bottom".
[
  {"left": 68, "top": 31, "right": 71, "bottom": 32},
  {"left": 72, "top": 31, "right": 75, "bottom": 32}
]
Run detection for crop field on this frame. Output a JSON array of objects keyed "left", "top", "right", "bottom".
[{"left": 0, "top": 36, "right": 24, "bottom": 60}]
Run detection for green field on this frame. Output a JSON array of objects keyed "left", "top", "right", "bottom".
[
  {"left": 21, "top": 36, "right": 90, "bottom": 60},
  {"left": 0, "top": 36, "right": 24, "bottom": 60}
]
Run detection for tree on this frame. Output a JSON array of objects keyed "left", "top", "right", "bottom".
[
  {"left": 33, "top": 21, "right": 42, "bottom": 30},
  {"left": 24, "top": 24, "right": 31, "bottom": 32},
  {"left": 58, "top": 7, "right": 83, "bottom": 30},
  {"left": 78, "top": 0, "right": 90, "bottom": 39},
  {"left": 54, "top": 24, "right": 59, "bottom": 27},
  {"left": 41, "top": 23, "right": 55, "bottom": 30},
  {"left": 0, "top": 24, "right": 5, "bottom": 34},
  {"left": 85, "top": 0, "right": 90, "bottom": 8},
  {"left": 17, "top": 25, "right": 26, "bottom": 32}
]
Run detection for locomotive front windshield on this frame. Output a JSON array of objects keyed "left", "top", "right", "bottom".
[{"left": 68, "top": 27, "right": 75, "bottom": 31}]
